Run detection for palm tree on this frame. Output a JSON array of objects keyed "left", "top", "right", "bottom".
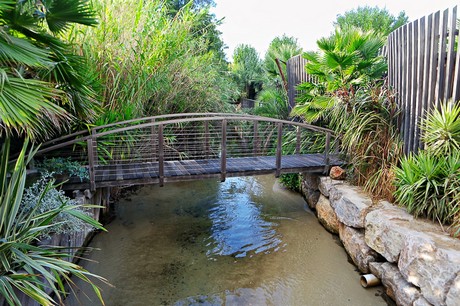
[
  {"left": 0, "top": 0, "right": 98, "bottom": 139},
  {"left": 291, "top": 27, "right": 386, "bottom": 124}
]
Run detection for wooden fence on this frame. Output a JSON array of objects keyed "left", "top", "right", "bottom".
[
  {"left": 387, "top": 6, "right": 460, "bottom": 154},
  {"left": 286, "top": 6, "right": 459, "bottom": 154},
  {"left": 287, "top": 55, "right": 311, "bottom": 111}
]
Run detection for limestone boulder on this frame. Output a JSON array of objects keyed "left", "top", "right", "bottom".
[
  {"left": 316, "top": 195, "right": 339, "bottom": 234},
  {"left": 338, "top": 223, "right": 379, "bottom": 273},
  {"left": 318, "top": 176, "right": 344, "bottom": 197},
  {"left": 413, "top": 297, "right": 434, "bottom": 306},
  {"left": 372, "top": 262, "right": 422, "bottom": 306},
  {"left": 365, "top": 201, "right": 449, "bottom": 264},
  {"left": 301, "top": 173, "right": 320, "bottom": 190},
  {"left": 398, "top": 231, "right": 460, "bottom": 306},
  {"left": 446, "top": 274, "right": 460, "bottom": 306},
  {"left": 300, "top": 173, "right": 321, "bottom": 209},
  {"left": 329, "top": 183, "right": 373, "bottom": 228}
]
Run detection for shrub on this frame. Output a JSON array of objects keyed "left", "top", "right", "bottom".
[
  {"left": 394, "top": 152, "right": 460, "bottom": 224},
  {"left": 394, "top": 100, "right": 460, "bottom": 236},
  {"left": 279, "top": 173, "right": 301, "bottom": 191},
  {"left": 21, "top": 173, "right": 93, "bottom": 238},
  {"left": 0, "top": 138, "right": 107, "bottom": 305},
  {"left": 37, "top": 157, "right": 89, "bottom": 181}
]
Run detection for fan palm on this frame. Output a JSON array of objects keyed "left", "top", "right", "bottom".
[
  {"left": 0, "top": 0, "right": 98, "bottom": 139},
  {"left": 291, "top": 27, "right": 386, "bottom": 125}
]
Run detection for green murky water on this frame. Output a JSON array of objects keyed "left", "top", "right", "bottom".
[{"left": 66, "top": 175, "right": 387, "bottom": 306}]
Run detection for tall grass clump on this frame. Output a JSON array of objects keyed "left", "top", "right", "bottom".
[
  {"left": 70, "top": 0, "right": 235, "bottom": 126},
  {"left": 394, "top": 101, "right": 460, "bottom": 236}
]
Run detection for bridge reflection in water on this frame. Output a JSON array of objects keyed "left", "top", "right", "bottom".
[{"left": 37, "top": 113, "right": 342, "bottom": 190}]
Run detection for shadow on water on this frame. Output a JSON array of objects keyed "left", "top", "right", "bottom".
[{"left": 66, "top": 175, "right": 389, "bottom": 306}]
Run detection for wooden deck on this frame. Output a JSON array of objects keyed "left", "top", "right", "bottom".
[{"left": 63, "top": 154, "right": 342, "bottom": 190}]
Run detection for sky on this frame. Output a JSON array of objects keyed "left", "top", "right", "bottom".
[{"left": 211, "top": 0, "right": 459, "bottom": 61}]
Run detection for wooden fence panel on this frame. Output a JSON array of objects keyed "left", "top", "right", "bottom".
[
  {"left": 287, "top": 55, "right": 309, "bottom": 111},
  {"left": 387, "top": 6, "right": 459, "bottom": 154}
]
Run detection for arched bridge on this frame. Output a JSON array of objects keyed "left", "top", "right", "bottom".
[{"left": 37, "top": 113, "right": 343, "bottom": 190}]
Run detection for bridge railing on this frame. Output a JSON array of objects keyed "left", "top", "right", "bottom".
[{"left": 35, "top": 114, "right": 336, "bottom": 190}]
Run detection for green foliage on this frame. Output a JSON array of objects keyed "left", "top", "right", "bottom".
[
  {"left": 20, "top": 173, "right": 92, "bottom": 238},
  {"left": 0, "top": 0, "right": 99, "bottom": 139},
  {"left": 253, "top": 87, "right": 289, "bottom": 120},
  {"left": 264, "top": 35, "right": 302, "bottom": 82},
  {"left": 394, "top": 151, "right": 460, "bottom": 225},
  {"left": 71, "top": 0, "right": 234, "bottom": 126},
  {"left": 335, "top": 85, "right": 402, "bottom": 199},
  {"left": 421, "top": 101, "right": 460, "bottom": 156},
  {"left": 394, "top": 101, "right": 460, "bottom": 236},
  {"left": 37, "top": 157, "right": 89, "bottom": 181},
  {"left": 291, "top": 27, "right": 387, "bottom": 124},
  {"left": 334, "top": 6, "right": 408, "bottom": 35},
  {"left": 231, "top": 44, "right": 265, "bottom": 100},
  {"left": 0, "top": 138, "right": 107, "bottom": 305},
  {"left": 279, "top": 173, "right": 300, "bottom": 192}
]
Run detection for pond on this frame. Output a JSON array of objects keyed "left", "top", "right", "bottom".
[{"left": 66, "top": 175, "right": 388, "bottom": 305}]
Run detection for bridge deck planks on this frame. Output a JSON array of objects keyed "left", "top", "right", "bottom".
[{"left": 69, "top": 153, "right": 342, "bottom": 190}]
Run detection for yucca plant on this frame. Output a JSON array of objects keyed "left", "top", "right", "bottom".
[
  {"left": 0, "top": 138, "right": 108, "bottom": 305},
  {"left": 394, "top": 151, "right": 460, "bottom": 225},
  {"left": 394, "top": 100, "right": 460, "bottom": 236},
  {"left": 421, "top": 100, "right": 460, "bottom": 156}
]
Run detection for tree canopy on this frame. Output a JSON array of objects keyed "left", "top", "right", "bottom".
[
  {"left": 334, "top": 6, "right": 408, "bottom": 36},
  {"left": 230, "top": 44, "right": 265, "bottom": 100}
]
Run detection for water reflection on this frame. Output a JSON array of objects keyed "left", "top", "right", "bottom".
[
  {"left": 206, "top": 177, "right": 282, "bottom": 258},
  {"left": 65, "top": 175, "right": 387, "bottom": 306}
]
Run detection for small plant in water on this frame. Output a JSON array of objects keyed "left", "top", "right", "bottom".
[{"left": 37, "top": 157, "right": 89, "bottom": 181}]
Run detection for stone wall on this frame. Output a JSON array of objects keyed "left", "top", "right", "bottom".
[{"left": 301, "top": 173, "right": 460, "bottom": 306}]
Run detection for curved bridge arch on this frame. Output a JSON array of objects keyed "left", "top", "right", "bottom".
[{"left": 37, "top": 113, "right": 342, "bottom": 190}]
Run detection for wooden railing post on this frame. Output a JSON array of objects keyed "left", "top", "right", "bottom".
[
  {"left": 295, "top": 126, "right": 301, "bottom": 154},
  {"left": 324, "top": 132, "right": 331, "bottom": 174},
  {"left": 220, "top": 119, "right": 227, "bottom": 182},
  {"left": 87, "top": 137, "right": 96, "bottom": 191},
  {"left": 275, "top": 122, "right": 283, "bottom": 177},
  {"left": 253, "top": 120, "right": 259, "bottom": 156},
  {"left": 204, "top": 121, "right": 210, "bottom": 159},
  {"left": 151, "top": 118, "right": 156, "bottom": 160},
  {"left": 158, "top": 124, "right": 164, "bottom": 186}
]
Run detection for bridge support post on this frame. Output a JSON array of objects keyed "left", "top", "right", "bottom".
[
  {"left": 275, "top": 122, "right": 283, "bottom": 177},
  {"left": 158, "top": 124, "right": 164, "bottom": 186},
  {"left": 220, "top": 119, "right": 227, "bottom": 182}
]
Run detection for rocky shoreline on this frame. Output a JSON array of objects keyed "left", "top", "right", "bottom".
[{"left": 300, "top": 174, "right": 460, "bottom": 306}]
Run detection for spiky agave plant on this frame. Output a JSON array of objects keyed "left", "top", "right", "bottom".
[
  {"left": 0, "top": 138, "right": 108, "bottom": 305},
  {"left": 421, "top": 100, "right": 460, "bottom": 156}
]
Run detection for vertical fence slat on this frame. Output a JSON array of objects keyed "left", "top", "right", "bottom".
[
  {"left": 387, "top": 6, "right": 459, "bottom": 154},
  {"left": 87, "top": 138, "right": 96, "bottom": 191},
  {"left": 444, "top": 6, "right": 457, "bottom": 100},
  {"left": 253, "top": 120, "right": 259, "bottom": 156},
  {"left": 434, "top": 8, "right": 449, "bottom": 109}
]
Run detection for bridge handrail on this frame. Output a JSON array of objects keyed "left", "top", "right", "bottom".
[
  {"left": 93, "top": 115, "right": 335, "bottom": 138},
  {"left": 36, "top": 114, "right": 335, "bottom": 157}
]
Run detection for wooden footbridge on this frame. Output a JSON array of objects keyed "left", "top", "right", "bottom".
[{"left": 37, "top": 113, "right": 342, "bottom": 190}]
